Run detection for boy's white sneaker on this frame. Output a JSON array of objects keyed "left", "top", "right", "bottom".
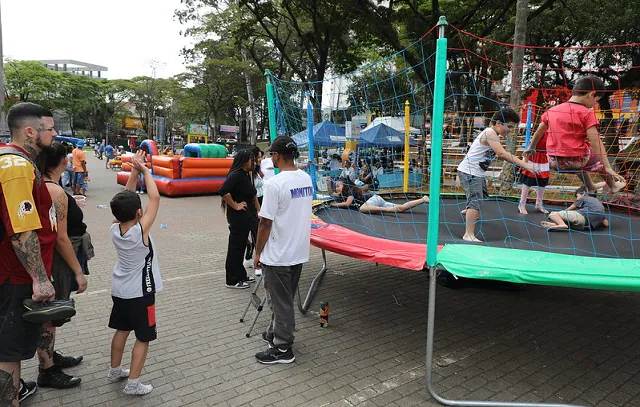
[
  {"left": 107, "top": 367, "right": 130, "bottom": 383},
  {"left": 123, "top": 380, "right": 153, "bottom": 395},
  {"left": 254, "top": 268, "right": 262, "bottom": 277}
]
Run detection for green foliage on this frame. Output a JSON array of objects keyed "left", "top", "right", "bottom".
[{"left": 4, "top": 60, "right": 59, "bottom": 108}]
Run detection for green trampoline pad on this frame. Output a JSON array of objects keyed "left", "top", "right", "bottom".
[{"left": 437, "top": 244, "right": 640, "bottom": 291}]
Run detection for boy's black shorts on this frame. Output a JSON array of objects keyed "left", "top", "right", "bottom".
[
  {"left": 0, "top": 281, "right": 43, "bottom": 361},
  {"left": 108, "top": 294, "right": 157, "bottom": 342}
]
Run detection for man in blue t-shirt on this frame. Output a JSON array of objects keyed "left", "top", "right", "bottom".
[
  {"left": 97, "top": 141, "right": 105, "bottom": 160},
  {"left": 105, "top": 143, "right": 115, "bottom": 168}
]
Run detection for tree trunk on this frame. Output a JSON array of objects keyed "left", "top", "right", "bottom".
[
  {"left": 509, "top": 0, "right": 528, "bottom": 109},
  {"left": 500, "top": 0, "right": 529, "bottom": 194},
  {"left": 242, "top": 50, "right": 258, "bottom": 146}
]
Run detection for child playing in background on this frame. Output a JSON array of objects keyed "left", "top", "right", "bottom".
[
  {"left": 457, "top": 108, "right": 536, "bottom": 242},
  {"left": 526, "top": 76, "right": 626, "bottom": 194},
  {"left": 330, "top": 180, "right": 429, "bottom": 214},
  {"left": 107, "top": 150, "right": 162, "bottom": 395},
  {"left": 518, "top": 131, "right": 550, "bottom": 215},
  {"left": 541, "top": 186, "right": 609, "bottom": 231}
]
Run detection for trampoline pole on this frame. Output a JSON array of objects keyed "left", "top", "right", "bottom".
[
  {"left": 306, "top": 91, "right": 318, "bottom": 200},
  {"left": 299, "top": 249, "right": 328, "bottom": 314},
  {"left": 524, "top": 102, "right": 533, "bottom": 148},
  {"left": 403, "top": 100, "right": 411, "bottom": 193},
  {"left": 425, "top": 267, "right": 583, "bottom": 407}
]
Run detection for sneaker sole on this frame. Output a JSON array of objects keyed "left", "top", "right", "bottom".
[
  {"left": 22, "top": 306, "right": 76, "bottom": 324},
  {"left": 123, "top": 389, "right": 153, "bottom": 395},
  {"left": 37, "top": 379, "right": 82, "bottom": 389},
  {"left": 257, "top": 356, "right": 295, "bottom": 365},
  {"left": 226, "top": 285, "right": 249, "bottom": 289}
]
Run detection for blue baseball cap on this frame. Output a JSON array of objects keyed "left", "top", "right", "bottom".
[{"left": 76, "top": 140, "right": 85, "bottom": 148}]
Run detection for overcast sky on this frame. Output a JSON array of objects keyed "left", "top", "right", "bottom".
[{"left": 3, "top": 0, "right": 192, "bottom": 79}]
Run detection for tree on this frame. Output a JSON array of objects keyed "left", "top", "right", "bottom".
[
  {"left": 4, "top": 60, "right": 59, "bottom": 108},
  {"left": 180, "top": 54, "right": 248, "bottom": 139},
  {"left": 126, "top": 76, "right": 175, "bottom": 138},
  {"left": 77, "top": 79, "right": 133, "bottom": 137},
  {"left": 178, "top": 0, "right": 370, "bottom": 110},
  {"left": 56, "top": 73, "right": 101, "bottom": 136}
]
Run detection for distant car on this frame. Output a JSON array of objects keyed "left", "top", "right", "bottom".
[{"left": 216, "top": 137, "right": 238, "bottom": 144}]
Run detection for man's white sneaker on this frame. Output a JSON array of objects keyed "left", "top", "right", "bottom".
[
  {"left": 107, "top": 367, "right": 130, "bottom": 383},
  {"left": 255, "top": 268, "right": 262, "bottom": 277},
  {"left": 123, "top": 380, "right": 153, "bottom": 395}
]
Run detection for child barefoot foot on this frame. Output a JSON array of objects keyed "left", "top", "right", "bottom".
[
  {"left": 540, "top": 221, "right": 568, "bottom": 230},
  {"left": 422, "top": 196, "right": 430, "bottom": 203},
  {"left": 609, "top": 180, "right": 627, "bottom": 194},
  {"left": 462, "top": 233, "right": 483, "bottom": 242},
  {"left": 535, "top": 205, "right": 549, "bottom": 214},
  {"left": 518, "top": 204, "right": 528, "bottom": 215},
  {"left": 588, "top": 181, "right": 606, "bottom": 193}
]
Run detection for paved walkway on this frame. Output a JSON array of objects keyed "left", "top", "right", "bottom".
[{"left": 21, "top": 153, "right": 640, "bottom": 407}]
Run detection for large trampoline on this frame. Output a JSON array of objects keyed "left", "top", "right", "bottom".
[
  {"left": 303, "top": 196, "right": 640, "bottom": 306},
  {"left": 315, "top": 197, "right": 640, "bottom": 260}
]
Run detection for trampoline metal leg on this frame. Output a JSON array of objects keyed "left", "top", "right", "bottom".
[
  {"left": 246, "top": 294, "right": 267, "bottom": 338},
  {"left": 298, "top": 249, "right": 328, "bottom": 315},
  {"left": 240, "top": 275, "right": 267, "bottom": 338},
  {"left": 425, "top": 266, "right": 583, "bottom": 407}
]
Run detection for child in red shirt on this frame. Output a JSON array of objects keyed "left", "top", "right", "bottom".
[
  {"left": 526, "top": 76, "right": 626, "bottom": 194},
  {"left": 519, "top": 132, "right": 550, "bottom": 215}
]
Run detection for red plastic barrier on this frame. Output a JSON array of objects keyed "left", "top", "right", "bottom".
[
  {"left": 151, "top": 156, "right": 180, "bottom": 179},
  {"left": 152, "top": 166, "right": 175, "bottom": 179},
  {"left": 157, "top": 178, "right": 225, "bottom": 196},
  {"left": 117, "top": 172, "right": 225, "bottom": 196},
  {"left": 180, "top": 157, "right": 233, "bottom": 169},
  {"left": 181, "top": 167, "right": 228, "bottom": 178}
]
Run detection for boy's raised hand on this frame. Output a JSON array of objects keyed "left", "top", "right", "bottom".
[{"left": 132, "top": 150, "right": 147, "bottom": 172}]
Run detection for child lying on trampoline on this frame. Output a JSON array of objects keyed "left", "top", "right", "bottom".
[
  {"left": 541, "top": 187, "right": 609, "bottom": 231},
  {"left": 329, "top": 180, "right": 429, "bottom": 214}
]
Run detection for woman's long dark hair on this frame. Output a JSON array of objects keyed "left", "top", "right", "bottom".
[
  {"left": 227, "top": 149, "right": 255, "bottom": 176},
  {"left": 37, "top": 142, "right": 68, "bottom": 178}
]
